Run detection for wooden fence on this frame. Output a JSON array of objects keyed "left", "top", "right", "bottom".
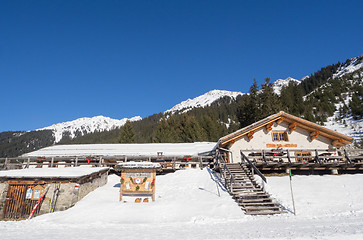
[{"left": 0, "top": 156, "right": 214, "bottom": 171}]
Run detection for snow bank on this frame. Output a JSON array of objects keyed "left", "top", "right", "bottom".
[{"left": 1, "top": 169, "right": 363, "bottom": 239}]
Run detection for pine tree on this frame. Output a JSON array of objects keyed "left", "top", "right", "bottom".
[
  {"left": 259, "top": 77, "right": 282, "bottom": 117},
  {"left": 118, "top": 120, "right": 136, "bottom": 143},
  {"left": 153, "top": 116, "right": 181, "bottom": 143},
  {"left": 237, "top": 79, "right": 261, "bottom": 127}
]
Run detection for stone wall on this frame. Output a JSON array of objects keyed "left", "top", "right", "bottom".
[
  {"left": 39, "top": 172, "right": 108, "bottom": 214},
  {"left": 0, "top": 182, "right": 9, "bottom": 219}
]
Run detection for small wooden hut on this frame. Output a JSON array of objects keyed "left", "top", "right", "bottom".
[{"left": 116, "top": 162, "right": 161, "bottom": 202}]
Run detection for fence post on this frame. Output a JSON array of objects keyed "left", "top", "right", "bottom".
[
  {"left": 75, "top": 157, "right": 78, "bottom": 167},
  {"left": 344, "top": 149, "right": 351, "bottom": 164},
  {"left": 50, "top": 157, "right": 54, "bottom": 168},
  {"left": 99, "top": 157, "right": 102, "bottom": 167},
  {"left": 262, "top": 150, "right": 267, "bottom": 163},
  {"left": 287, "top": 149, "right": 291, "bottom": 163},
  {"left": 4, "top": 157, "right": 8, "bottom": 169}
]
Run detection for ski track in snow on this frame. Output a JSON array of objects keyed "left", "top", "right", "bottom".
[{"left": 1, "top": 169, "right": 363, "bottom": 240}]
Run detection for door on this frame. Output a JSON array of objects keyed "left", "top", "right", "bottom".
[{"left": 3, "top": 182, "right": 44, "bottom": 219}]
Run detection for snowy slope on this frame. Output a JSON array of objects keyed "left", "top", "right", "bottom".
[
  {"left": 324, "top": 95, "right": 363, "bottom": 142},
  {"left": 165, "top": 78, "right": 302, "bottom": 115},
  {"left": 165, "top": 90, "right": 243, "bottom": 114},
  {"left": 1, "top": 169, "right": 363, "bottom": 239},
  {"left": 37, "top": 115, "right": 142, "bottom": 143},
  {"left": 272, "top": 77, "right": 301, "bottom": 95},
  {"left": 333, "top": 54, "right": 363, "bottom": 78}
]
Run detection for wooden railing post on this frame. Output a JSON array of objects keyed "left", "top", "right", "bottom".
[
  {"left": 262, "top": 150, "right": 267, "bottom": 163},
  {"left": 344, "top": 149, "right": 352, "bottom": 164},
  {"left": 4, "top": 157, "right": 8, "bottom": 169},
  {"left": 287, "top": 150, "right": 291, "bottom": 163},
  {"left": 315, "top": 149, "right": 320, "bottom": 164},
  {"left": 240, "top": 150, "right": 267, "bottom": 183}
]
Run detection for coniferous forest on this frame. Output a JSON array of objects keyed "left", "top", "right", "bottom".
[{"left": 1, "top": 56, "right": 362, "bottom": 157}]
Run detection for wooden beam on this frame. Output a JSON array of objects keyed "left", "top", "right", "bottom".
[
  {"left": 289, "top": 122, "right": 297, "bottom": 133},
  {"left": 276, "top": 117, "right": 285, "bottom": 124},
  {"left": 332, "top": 139, "right": 343, "bottom": 147},
  {"left": 310, "top": 131, "right": 320, "bottom": 141},
  {"left": 247, "top": 131, "right": 254, "bottom": 141},
  {"left": 265, "top": 122, "right": 273, "bottom": 133}
]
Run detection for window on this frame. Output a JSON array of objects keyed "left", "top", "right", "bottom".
[{"left": 272, "top": 131, "right": 289, "bottom": 141}]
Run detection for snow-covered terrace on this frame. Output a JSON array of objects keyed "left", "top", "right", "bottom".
[{"left": 21, "top": 142, "right": 217, "bottom": 158}]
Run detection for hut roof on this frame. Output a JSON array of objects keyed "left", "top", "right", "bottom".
[
  {"left": 22, "top": 142, "right": 217, "bottom": 158},
  {"left": 0, "top": 167, "right": 109, "bottom": 180},
  {"left": 218, "top": 111, "right": 353, "bottom": 148}
]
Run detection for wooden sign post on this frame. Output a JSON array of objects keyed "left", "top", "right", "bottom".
[{"left": 117, "top": 162, "right": 161, "bottom": 202}]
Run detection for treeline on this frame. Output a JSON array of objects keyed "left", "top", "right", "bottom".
[{"left": 0, "top": 130, "right": 54, "bottom": 157}]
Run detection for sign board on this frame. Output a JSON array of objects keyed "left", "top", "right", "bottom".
[
  {"left": 120, "top": 169, "right": 156, "bottom": 202},
  {"left": 31, "top": 185, "right": 45, "bottom": 200}
]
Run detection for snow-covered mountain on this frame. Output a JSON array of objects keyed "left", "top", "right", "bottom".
[
  {"left": 272, "top": 77, "right": 301, "bottom": 95},
  {"left": 333, "top": 54, "right": 363, "bottom": 78},
  {"left": 165, "top": 90, "right": 244, "bottom": 114},
  {"left": 37, "top": 116, "right": 142, "bottom": 143}
]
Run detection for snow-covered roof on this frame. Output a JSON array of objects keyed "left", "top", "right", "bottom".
[
  {"left": 0, "top": 167, "right": 109, "bottom": 179},
  {"left": 22, "top": 142, "right": 217, "bottom": 158}
]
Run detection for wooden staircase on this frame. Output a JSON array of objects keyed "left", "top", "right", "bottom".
[{"left": 222, "top": 162, "right": 286, "bottom": 215}]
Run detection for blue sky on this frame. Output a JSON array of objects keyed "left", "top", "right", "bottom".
[{"left": 1, "top": 0, "right": 362, "bottom": 132}]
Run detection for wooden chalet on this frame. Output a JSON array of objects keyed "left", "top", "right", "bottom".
[
  {"left": 216, "top": 111, "right": 355, "bottom": 165},
  {"left": 213, "top": 112, "right": 362, "bottom": 215}
]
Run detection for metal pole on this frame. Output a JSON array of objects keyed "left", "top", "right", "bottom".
[{"left": 289, "top": 169, "right": 297, "bottom": 215}]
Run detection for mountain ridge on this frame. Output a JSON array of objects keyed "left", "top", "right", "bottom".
[{"left": 38, "top": 115, "right": 142, "bottom": 143}]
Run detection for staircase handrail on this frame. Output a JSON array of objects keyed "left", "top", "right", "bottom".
[
  {"left": 216, "top": 151, "right": 235, "bottom": 186},
  {"left": 240, "top": 150, "right": 267, "bottom": 183}
]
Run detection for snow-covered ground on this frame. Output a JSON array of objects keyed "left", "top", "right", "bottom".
[{"left": 1, "top": 168, "right": 363, "bottom": 240}]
